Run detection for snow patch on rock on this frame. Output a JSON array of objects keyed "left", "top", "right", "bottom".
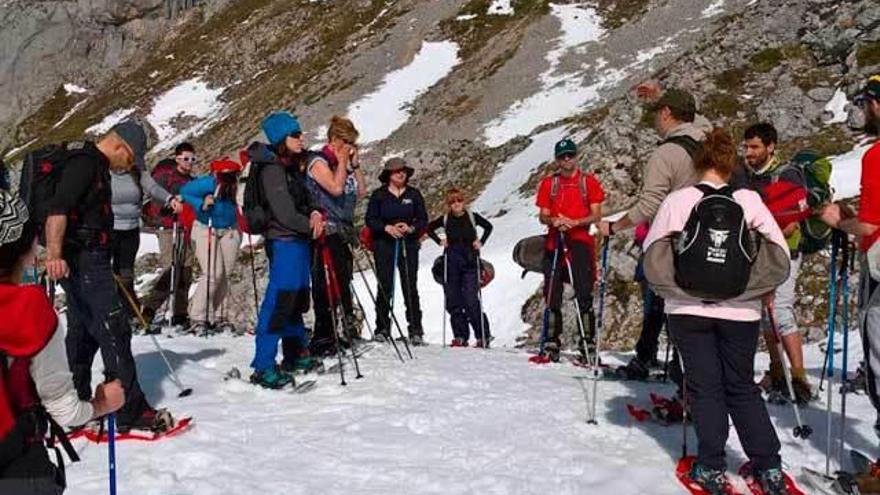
[
  {"left": 146, "top": 78, "right": 226, "bottom": 152},
  {"left": 347, "top": 41, "right": 460, "bottom": 144}
]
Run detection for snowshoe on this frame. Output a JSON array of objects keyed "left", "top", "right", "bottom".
[
  {"left": 281, "top": 355, "right": 324, "bottom": 375},
  {"left": 249, "top": 367, "right": 294, "bottom": 389},
  {"left": 215, "top": 320, "right": 239, "bottom": 334},
  {"left": 474, "top": 336, "right": 494, "bottom": 349},
  {"left": 450, "top": 338, "right": 469, "bottom": 348},
  {"left": 650, "top": 393, "right": 688, "bottom": 424},
  {"left": 801, "top": 468, "right": 860, "bottom": 495},
  {"left": 186, "top": 321, "right": 210, "bottom": 335},
  {"left": 842, "top": 367, "right": 867, "bottom": 395},
  {"left": 118, "top": 408, "right": 175, "bottom": 434},
  {"left": 738, "top": 462, "right": 803, "bottom": 495},
  {"left": 69, "top": 417, "right": 193, "bottom": 443},
  {"left": 372, "top": 332, "right": 390, "bottom": 343},
  {"left": 676, "top": 456, "right": 739, "bottom": 495}
]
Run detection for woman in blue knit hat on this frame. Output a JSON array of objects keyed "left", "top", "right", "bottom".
[{"left": 243, "top": 111, "right": 324, "bottom": 389}]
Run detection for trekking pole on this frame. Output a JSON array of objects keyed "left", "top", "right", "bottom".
[
  {"left": 391, "top": 240, "right": 415, "bottom": 358},
  {"left": 586, "top": 239, "right": 610, "bottom": 425},
  {"left": 825, "top": 231, "right": 842, "bottom": 476},
  {"left": 112, "top": 273, "right": 193, "bottom": 397},
  {"left": 662, "top": 315, "right": 672, "bottom": 383},
  {"left": 247, "top": 233, "right": 261, "bottom": 332},
  {"left": 320, "top": 241, "right": 349, "bottom": 385},
  {"left": 679, "top": 352, "right": 688, "bottom": 460},
  {"left": 536, "top": 243, "right": 562, "bottom": 360},
  {"left": 108, "top": 413, "right": 117, "bottom": 495},
  {"left": 768, "top": 304, "right": 812, "bottom": 440},
  {"left": 398, "top": 240, "right": 417, "bottom": 349},
  {"left": 205, "top": 217, "right": 213, "bottom": 336},
  {"left": 165, "top": 218, "right": 180, "bottom": 327},
  {"left": 354, "top": 251, "right": 405, "bottom": 363},
  {"left": 350, "top": 280, "right": 375, "bottom": 340},
  {"left": 442, "top": 247, "right": 448, "bottom": 349},
  {"left": 326, "top": 241, "right": 363, "bottom": 379},
  {"left": 475, "top": 249, "right": 487, "bottom": 350},
  {"left": 838, "top": 239, "right": 852, "bottom": 467}
]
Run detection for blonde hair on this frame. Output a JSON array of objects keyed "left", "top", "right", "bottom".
[
  {"left": 446, "top": 187, "right": 466, "bottom": 205},
  {"left": 327, "top": 115, "right": 359, "bottom": 143}
]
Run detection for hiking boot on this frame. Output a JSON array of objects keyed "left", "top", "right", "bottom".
[
  {"left": 171, "top": 315, "right": 190, "bottom": 328},
  {"left": 373, "top": 332, "right": 390, "bottom": 343},
  {"left": 545, "top": 342, "right": 561, "bottom": 363},
  {"left": 619, "top": 357, "right": 650, "bottom": 381},
  {"left": 757, "top": 467, "right": 790, "bottom": 495},
  {"left": 187, "top": 321, "right": 210, "bottom": 335},
  {"left": 689, "top": 463, "right": 731, "bottom": 495},
  {"left": 790, "top": 376, "right": 812, "bottom": 405},
  {"left": 474, "top": 338, "right": 491, "bottom": 349},
  {"left": 450, "top": 338, "right": 468, "bottom": 347},
  {"left": 118, "top": 408, "right": 175, "bottom": 433},
  {"left": 410, "top": 335, "right": 425, "bottom": 346},
  {"left": 250, "top": 367, "right": 293, "bottom": 389},
  {"left": 281, "top": 353, "right": 322, "bottom": 375},
  {"left": 759, "top": 363, "right": 787, "bottom": 394}
]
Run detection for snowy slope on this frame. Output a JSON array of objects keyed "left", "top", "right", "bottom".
[{"left": 66, "top": 325, "right": 878, "bottom": 494}]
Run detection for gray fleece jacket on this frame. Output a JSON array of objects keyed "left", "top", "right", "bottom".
[
  {"left": 111, "top": 168, "right": 173, "bottom": 231},
  {"left": 626, "top": 117, "right": 711, "bottom": 224}
]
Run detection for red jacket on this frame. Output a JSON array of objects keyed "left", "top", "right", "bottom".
[{"left": 144, "top": 159, "right": 193, "bottom": 229}]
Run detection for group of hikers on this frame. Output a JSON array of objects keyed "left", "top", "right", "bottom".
[{"left": 0, "top": 68, "right": 878, "bottom": 494}]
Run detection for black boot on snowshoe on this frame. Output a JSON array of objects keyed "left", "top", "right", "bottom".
[
  {"left": 118, "top": 408, "right": 175, "bottom": 433},
  {"left": 689, "top": 463, "right": 731, "bottom": 495},
  {"left": 373, "top": 332, "right": 390, "bottom": 343},
  {"left": 618, "top": 357, "right": 650, "bottom": 381},
  {"left": 410, "top": 335, "right": 425, "bottom": 346},
  {"left": 545, "top": 342, "right": 561, "bottom": 363},
  {"left": 250, "top": 367, "right": 293, "bottom": 389},
  {"left": 757, "top": 467, "right": 790, "bottom": 495}
]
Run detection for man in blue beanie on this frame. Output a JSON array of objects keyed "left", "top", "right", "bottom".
[{"left": 243, "top": 111, "right": 324, "bottom": 388}]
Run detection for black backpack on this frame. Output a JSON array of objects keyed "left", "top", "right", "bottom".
[
  {"left": 18, "top": 142, "right": 98, "bottom": 245},
  {"left": 673, "top": 184, "right": 757, "bottom": 301},
  {"left": 241, "top": 159, "right": 269, "bottom": 235}
]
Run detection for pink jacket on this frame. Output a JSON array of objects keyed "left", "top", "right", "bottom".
[{"left": 643, "top": 182, "right": 789, "bottom": 322}]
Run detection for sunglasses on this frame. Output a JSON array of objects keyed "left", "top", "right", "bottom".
[
  {"left": 288, "top": 132, "right": 303, "bottom": 139},
  {"left": 391, "top": 168, "right": 407, "bottom": 175},
  {"left": 178, "top": 156, "right": 197, "bottom": 163},
  {"left": 558, "top": 153, "right": 576, "bottom": 161},
  {"left": 448, "top": 198, "right": 464, "bottom": 204}
]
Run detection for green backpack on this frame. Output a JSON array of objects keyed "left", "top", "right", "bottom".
[{"left": 791, "top": 150, "right": 834, "bottom": 255}]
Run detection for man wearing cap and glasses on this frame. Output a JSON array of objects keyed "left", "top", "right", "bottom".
[
  {"left": 597, "top": 83, "right": 710, "bottom": 382},
  {"left": 821, "top": 75, "right": 880, "bottom": 442},
  {"left": 535, "top": 138, "right": 605, "bottom": 362},
  {"left": 140, "top": 142, "right": 197, "bottom": 330},
  {"left": 44, "top": 119, "right": 174, "bottom": 433}
]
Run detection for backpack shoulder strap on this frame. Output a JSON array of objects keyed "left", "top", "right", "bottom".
[
  {"left": 579, "top": 173, "right": 590, "bottom": 207},
  {"left": 550, "top": 174, "right": 560, "bottom": 202},
  {"left": 693, "top": 183, "right": 717, "bottom": 197},
  {"left": 662, "top": 135, "right": 701, "bottom": 161}
]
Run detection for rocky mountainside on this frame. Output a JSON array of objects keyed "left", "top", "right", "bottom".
[{"left": 3, "top": 0, "right": 878, "bottom": 348}]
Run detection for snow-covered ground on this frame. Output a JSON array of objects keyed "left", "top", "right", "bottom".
[
  {"left": 482, "top": 4, "right": 612, "bottom": 146},
  {"left": 347, "top": 41, "right": 460, "bottom": 144},
  {"left": 85, "top": 108, "right": 136, "bottom": 136},
  {"left": 146, "top": 78, "right": 226, "bottom": 152},
  {"left": 66, "top": 316, "right": 878, "bottom": 494}
]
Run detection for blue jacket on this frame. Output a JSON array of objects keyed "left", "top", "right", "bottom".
[
  {"left": 180, "top": 175, "right": 238, "bottom": 229},
  {"left": 365, "top": 186, "right": 428, "bottom": 243}
]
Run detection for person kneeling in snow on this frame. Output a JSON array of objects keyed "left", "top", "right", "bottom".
[
  {"left": 0, "top": 190, "right": 124, "bottom": 494},
  {"left": 180, "top": 159, "right": 243, "bottom": 335},
  {"left": 244, "top": 112, "right": 325, "bottom": 388},
  {"left": 426, "top": 188, "right": 493, "bottom": 348},
  {"left": 643, "top": 129, "right": 791, "bottom": 494}
]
